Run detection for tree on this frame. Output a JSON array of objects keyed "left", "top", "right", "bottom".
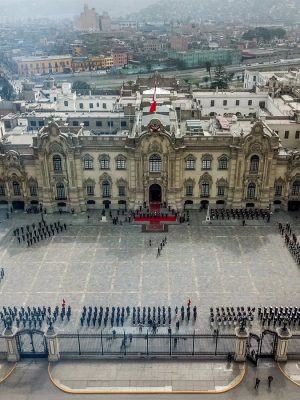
[
  {"left": 0, "top": 77, "right": 15, "bottom": 100},
  {"left": 211, "top": 65, "right": 230, "bottom": 89},
  {"left": 72, "top": 81, "right": 91, "bottom": 94}
]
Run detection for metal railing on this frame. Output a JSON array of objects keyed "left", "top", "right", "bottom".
[{"left": 56, "top": 331, "right": 236, "bottom": 359}]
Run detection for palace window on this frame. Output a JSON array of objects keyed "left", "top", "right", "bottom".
[
  {"left": 116, "top": 156, "right": 126, "bottom": 170},
  {"left": 202, "top": 157, "right": 211, "bottom": 170},
  {"left": 218, "top": 157, "right": 228, "bottom": 170},
  {"left": 247, "top": 182, "right": 256, "bottom": 199},
  {"left": 186, "top": 155, "right": 195, "bottom": 170},
  {"left": 292, "top": 181, "right": 300, "bottom": 196},
  {"left": 56, "top": 183, "right": 65, "bottom": 200},
  {"left": 0, "top": 184, "right": 5, "bottom": 196},
  {"left": 30, "top": 185, "right": 37, "bottom": 196},
  {"left": 275, "top": 184, "right": 282, "bottom": 196},
  {"left": 100, "top": 155, "right": 110, "bottom": 170},
  {"left": 102, "top": 180, "right": 111, "bottom": 197},
  {"left": 83, "top": 155, "right": 93, "bottom": 170},
  {"left": 53, "top": 155, "right": 62, "bottom": 172},
  {"left": 186, "top": 185, "right": 193, "bottom": 196},
  {"left": 217, "top": 185, "right": 225, "bottom": 196},
  {"left": 13, "top": 181, "right": 21, "bottom": 196},
  {"left": 149, "top": 154, "right": 161, "bottom": 173},
  {"left": 201, "top": 182, "right": 210, "bottom": 197},
  {"left": 86, "top": 185, "right": 94, "bottom": 196},
  {"left": 249, "top": 155, "right": 259, "bottom": 173},
  {"left": 118, "top": 185, "right": 126, "bottom": 196}
]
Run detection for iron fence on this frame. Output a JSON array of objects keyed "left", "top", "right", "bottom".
[{"left": 57, "top": 331, "right": 236, "bottom": 358}]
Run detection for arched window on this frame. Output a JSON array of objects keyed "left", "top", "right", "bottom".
[
  {"left": 247, "top": 182, "right": 256, "bottom": 199},
  {"left": 102, "top": 180, "right": 111, "bottom": 197},
  {"left": 83, "top": 155, "right": 93, "bottom": 170},
  {"left": 185, "top": 155, "right": 195, "bottom": 170},
  {"left": 218, "top": 156, "right": 228, "bottom": 170},
  {"left": 202, "top": 155, "right": 212, "bottom": 170},
  {"left": 100, "top": 154, "right": 110, "bottom": 170},
  {"left": 12, "top": 181, "right": 21, "bottom": 196},
  {"left": 56, "top": 183, "right": 65, "bottom": 199},
  {"left": 116, "top": 155, "right": 126, "bottom": 170},
  {"left": 53, "top": 155, "right": 62, "bottom": 172},
  {"left": 201, "top": 182, "right": 209, "bottom": 197},
  {"left": 250, "top": 155, "right": 259, "bottom": 173},
  {"left": 30, "top": 184, "right": 38, "bottom": 196},
  {"left": 292, "top": 180, "right": 300, "bottom": 196},
  {"left": 149, "top": 154, "right": 161, "bottom": 173}
]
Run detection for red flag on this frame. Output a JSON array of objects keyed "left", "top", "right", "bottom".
[{"left": 150, "top": 86, "right": 157, "bottom": 113}]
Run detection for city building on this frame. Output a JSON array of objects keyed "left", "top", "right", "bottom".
[
  {"left": 112, "top": 52, "right": 128, "bottom": 67},
  {"left": 14, "top": 55, "right": 72, "bottom": 77},
  {"left": 74, "top": 4, "right": 100, "bottom": 32},
  {"left": 168, "top": 49, "right": 241, "bottom": 68},
  {"left": 170, "top": 35, "right": 189, "bottom": 52}
]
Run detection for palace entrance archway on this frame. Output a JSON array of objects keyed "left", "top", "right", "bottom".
[{"left": 149, "top": 184, "right": 162, "bottom": 202}]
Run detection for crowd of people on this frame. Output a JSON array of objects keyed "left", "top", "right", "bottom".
[
  {"left": 0, "top": 301, "right": 71, "bottom": 330},
  {"left": 278, "top": 222, "right": 300, "bottom": 264},
  {"left": 258, "top": 306, "right": 300, "bottom": 329},
  {"left": 79, "top": 302, "right": 197, "bottom": 332},
  {"left": 209, "top": 306, "right": 255, "bottom": 328},
  {"left": 13, "top": 219, "right": 67, "bottom": 246},
  {"left": 0, "top": 268, "right": 4, "bottom": 283},
  {"left": 210, "top": 208, "right": 271, "bottom": 222}
]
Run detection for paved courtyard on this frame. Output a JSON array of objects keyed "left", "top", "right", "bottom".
[{"left": 0, "top": 209, "right": 300, "bottom": 334}]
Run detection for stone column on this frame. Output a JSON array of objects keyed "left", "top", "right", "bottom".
[
  {"left": 275, "top": 326, "right": 292, "bottom": 362},
  {"left": 45, "top": 327, "right": 60, "bottom": 362},
  {"left": 3, "top": 327, "right": 20, "bottom": 362},
  {"left": 234, "top": 327, "right": 249, "bottom": 362}
]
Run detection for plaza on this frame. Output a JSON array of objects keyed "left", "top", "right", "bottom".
[{"left": 0, "top": 209, "right": 299, "bottom": 334}]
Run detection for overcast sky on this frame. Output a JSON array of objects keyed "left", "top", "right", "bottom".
[{"left": 0, "top": 0, "right": 154, "bottom": 18}]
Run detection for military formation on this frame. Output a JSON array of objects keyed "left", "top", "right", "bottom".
[
  {"left": 258, "top": 306, "right": 300, "bottom": 329},
  {"left": 278, "top": 222, "right": 300, "bottom": 264},
  {"left": 210, "top": 207, "right": 271, "bottom": 222},
  {"left": 0, "top": 302, "right": 71, "bottom": 330},
  {"left": 79, "top": 303, "right": 197, "bottom": 331},
  {"left": 13, "top": 219, "right": 67, "bottom": 246},
  {"left": 209, "top": 306, "right": 256, "bottom": 329}
]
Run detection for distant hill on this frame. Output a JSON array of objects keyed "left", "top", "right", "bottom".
[
  {"left": 0, "top": 0, "right": 154, "bottom": 19},
  {"left": 130, "top": 0, "right": 300, "bottom": 23}
]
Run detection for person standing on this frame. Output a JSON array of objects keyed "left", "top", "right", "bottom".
[
  {"left": 254, "top": 377, "right": 260, "bottom": 390},
  {"left": 268, "top": 375, "right": 273, "bottom": 388}
]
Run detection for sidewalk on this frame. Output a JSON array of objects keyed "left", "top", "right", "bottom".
[
  {"left": 278, "top": 361, "right": 300, "bottom": 387},
  {"left": 0, "top": 360, "right": 16, "bottom": 384},
  {"left": 48, "top": 359, "right": 245, "bottom": 394}
]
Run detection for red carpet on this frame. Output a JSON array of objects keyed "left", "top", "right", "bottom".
[
  {"left": 134, "top": 216, "right": 176, "bottom": 224},
  {"left": 150, "top": 202, "right": 161, "bottom": 212}
]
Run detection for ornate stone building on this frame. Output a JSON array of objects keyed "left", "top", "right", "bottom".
[{"left": 1, "top": 115, "right": 300, "bottom": 213}]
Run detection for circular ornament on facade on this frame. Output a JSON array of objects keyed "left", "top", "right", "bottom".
[{"left": 149, "top": 119, "right": 161, "bottom": 134}]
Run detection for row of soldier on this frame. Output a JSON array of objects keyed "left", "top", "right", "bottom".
[
  {"left": 278, "top": 222, "right": 300, "bottom": 265},
  {"left": 0, "top": 304, "right": 72, "bottom": 330},
  {"left": 79, "top": 305, "right": 197, "bottom": 329},
  {"left": 209, "top": 306, "right": 256, "bottom": 328},
  {"left": 14, "top": 219, "right": 67, "bottom": 246},
  {"left": 210, "top": 208, "right": 271, "bottom": 221},
  {"left": 0, "top": 268, "right": 4, "bottom": 282},
  {"left": 258, "top": 306, "right": 300, "bottom": 328}
]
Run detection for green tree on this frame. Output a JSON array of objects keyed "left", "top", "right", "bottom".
[
  {"left": 0, "top": 77, "right": 15, "bottom": 100},
  {"left": 72, "top": 81, "right": 91, "bottom": 94},
  {"left": 211, "top": 65, "right": 230, "bottom": 89}
]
